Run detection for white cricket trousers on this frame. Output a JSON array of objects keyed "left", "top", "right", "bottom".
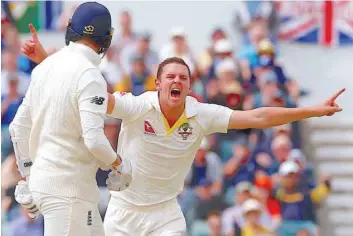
[
  {"left": 32, "top": 192, "right": 104, "bottom": 236},
  {"left": 104, "top": 196, "right": 187, "bottom": 236}
]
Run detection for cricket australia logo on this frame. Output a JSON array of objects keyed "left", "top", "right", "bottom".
[{"left": 178, "top": 123, "right": 193, "bottom": 140}]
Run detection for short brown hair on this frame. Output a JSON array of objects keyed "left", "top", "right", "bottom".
[{"left": 156, "top": 57, "right": 191, "bottom": 80}]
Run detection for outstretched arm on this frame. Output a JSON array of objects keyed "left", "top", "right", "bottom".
[{"left": 228, "top": 88, "right": 345, "bottom": 130}]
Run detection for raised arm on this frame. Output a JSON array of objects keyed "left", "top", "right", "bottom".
[
  {"left": 228, "top": 88, "right": 345, "bottom": 130},
  {"left": 21, "top": 24, "right": 48, "bottom": 64}
]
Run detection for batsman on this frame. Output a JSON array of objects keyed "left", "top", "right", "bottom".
[{"left": 10, "top": 2, "right": 132, "bottom": 236}]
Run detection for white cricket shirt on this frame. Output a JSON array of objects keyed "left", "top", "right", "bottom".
[
  {"left": 109, "top": 91, "right": 233, "bottom": 206},
  {"left": 10, "top": 42, "right": 117, "bottom": 203}
]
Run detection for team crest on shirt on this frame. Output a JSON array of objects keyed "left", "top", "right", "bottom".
[{"left": 178, "top": 123, "right": 193, "bottom": 140}]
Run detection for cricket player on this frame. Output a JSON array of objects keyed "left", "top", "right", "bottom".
[
  {"left": 10, "top": 2, "right": 132, "bottom": 236},
  {"left": 22, "top": 24, "right": 344, "bottom": 236}
]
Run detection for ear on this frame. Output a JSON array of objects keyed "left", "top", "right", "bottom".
[{"left": 155, "top": 78, "right": 161, "bottom": 91}]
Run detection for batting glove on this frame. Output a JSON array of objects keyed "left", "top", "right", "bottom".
[
  {"left": 106, "top": 159, "right": 132, "bottom": 192},
  {"left": 14, "top": 180, "right": 40, "bottom": 219}
]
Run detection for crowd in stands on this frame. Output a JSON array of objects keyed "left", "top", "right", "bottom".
[{"left": 1, "top": 2, "right": 332, "bottom": 236}]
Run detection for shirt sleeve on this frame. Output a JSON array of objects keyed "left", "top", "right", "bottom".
[
  {"left": 77, "top": 69, "right": 117, "bottom": 166},
  {"left": 9, "top": 81, "right": 33, "bottom": 177},
  {"left": 108, "top": 92, "right": 151, "bottom": 122},
  {"left": 197, "top": 103, "right": 233, "bottom": 135}
]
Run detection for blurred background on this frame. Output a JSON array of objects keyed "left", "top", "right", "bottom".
[{"left": 1, "top": 1, "right": 353, "bottom": 236}]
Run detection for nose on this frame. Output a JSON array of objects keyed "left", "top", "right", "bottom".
[{"left": 173, "top": 76, "right": 181, "bottom": 83}]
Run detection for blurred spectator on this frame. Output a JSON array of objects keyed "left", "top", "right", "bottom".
[
  {"left": 237, "top": 21, "right": 272, "bottom": 69},
  {"left": 241, "top": 199, "right": 275, "bottom": 236},
  {"left": 2, "top": 49, "right": 31, "bottom": 95},
  {"left": 120, "top": 31, "right": 159, "bottom": 75},
  {"left": 114, "top": 54, "right": 156, "bottom": 95},
  {"left": 243, "top": 70, "right": 296, "bottom": 110},
  {"left": 56, "top": 4, "right": 78, "bottom": 31},
  {"left": 233, "top": 1, "right": 279, "bottom": 37},
  {"left": 197, "top": 27, "right": 227, "bottom": 76},
  {"left": 207, "top": 59, "right": 244, "bottom": 111},
  {"left": 2, "top": 193, "right": 12, "bottom": 236},
  {"left": 2, "top": 24, "right": 21, "bottom": 53},
  {"left": 207, "top": 211, "right": 224, "bottom": 236},
  {"left": 1, "top": 154, "right": 22, "bottom": 190},
  {"left": 111, "top": 10, "right": 137, "bottom": 63},
  {"left": 288, "top": 149, "right": 316, "bottom": 190},
  {"left": 276, "top": 161, "right": 331, "bottom": 236},
  {"left": 8, "top": 208, "right": 44, "bottom": 236},
  {"left": 185, "top": 138, "right": 224, "bottom": 195},
  {"left": 159, "top": 26, "right": 197, "bottom": 76},
  {"left": 223, "top": 143, "right": 255, "bottom": 192},
  {"left": 180, "top": 137, "right": 224, "bottom": 230},
  {"left": 222, "top": 182, "right": 273, "bottom": 236},
  {"left": 267, "top": 135, "right": 293, "bottom": 183},
  {"left": 252, "top": 39, "right": 301, "bottom": 103},
  {"left": 1, "top": 76, "right": 24, "bottom": 160},
  {"left": 194, "top": 179, "right": 229, "bottom": 220},
  {"left": 100, "top": 47, "right": 123, "bottom": 93},
  {"left": 253, "top": 174, "right": 281, "bottom": 228}
]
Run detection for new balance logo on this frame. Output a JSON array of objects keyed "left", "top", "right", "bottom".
[
  {"left": 144, "top": 121, "right": 156, "bottom": 135},
  {"left": 90, "top": 96, "right": 105, "bottom": 105},
  {"left": 87, "top": 210, "right": 92, "bottom": 226},
  {"left": 24, "top": 161, "right": 33, "bottom": 168}
]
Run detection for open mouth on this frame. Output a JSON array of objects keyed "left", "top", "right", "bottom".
[{"left": 171, "top": 88, "right": 181, "bottom": 99}]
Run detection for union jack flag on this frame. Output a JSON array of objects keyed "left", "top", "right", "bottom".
[{"left": 276, "top": 0, "right": 353, "bottom": 46}]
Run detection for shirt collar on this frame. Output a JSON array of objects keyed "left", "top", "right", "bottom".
[
  {"left": 67, "top": 42, "right": 101, "bottom": 67},
  {"left": 149, "top": 91, "right": 198, "bottom": 118}
]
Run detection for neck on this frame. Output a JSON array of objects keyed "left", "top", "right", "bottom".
[
  {"left": 75, "top": 40, "right": 99, "bottom": 53},
  {"left": 159, "top": 96, "right": 185, "bottom": 127}
]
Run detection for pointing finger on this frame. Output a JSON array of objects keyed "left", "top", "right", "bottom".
[
  {"left": 329, "top": 88, "right": 345, "bottom": 103},
  {"left": 28, "top": 24, "right": 39, "bottom": 42}
]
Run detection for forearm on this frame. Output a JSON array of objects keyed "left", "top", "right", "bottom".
[
  {"left": 224, "top": 158, "right": 241, "bottom": 177},
  {"left": 248, "top": 106, "right": 319, "bottom": 129},
  {"left": 9, "top": 108, "right": 32, "bottom": 179}
]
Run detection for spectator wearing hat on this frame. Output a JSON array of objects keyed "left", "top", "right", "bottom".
[
  {"left": 275, "top": 161, "right": 331, "bottom": 236},
  {"left": 241, "top": 199, "right": 275, "bottom": 236},
  {"left": 120, "top": 31, "right": 159, "bottom": 75},
  {"left": 207, "top": 59, "right": 244, "bottom": 109},
  {"left": 159, "top": 26, "right": 197, "bottom": 76},
  {"left": 222, "top": 181, "right": 273, "bottom": 236},
  {"left": 266, "top": 135, "right": 293, "bottom": 177},
  {"left": 197, "top": 27, "right": 227, "bottom": 76},
  {"left": 114, "top": 54, "right": 156, "bottom": 96},
  {"left": 205, "top": 39, "right": 250, "bottom": 83},
  {"left": 288, "top": 149, "right": 331, "bottom": 198},
  {"left": 288, "top": 149, "right": 315, "bottom": 189}
]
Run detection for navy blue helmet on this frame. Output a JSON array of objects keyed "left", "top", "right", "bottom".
[{"left": 65, "top": 2, "right": 114, "bottom": 55}]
